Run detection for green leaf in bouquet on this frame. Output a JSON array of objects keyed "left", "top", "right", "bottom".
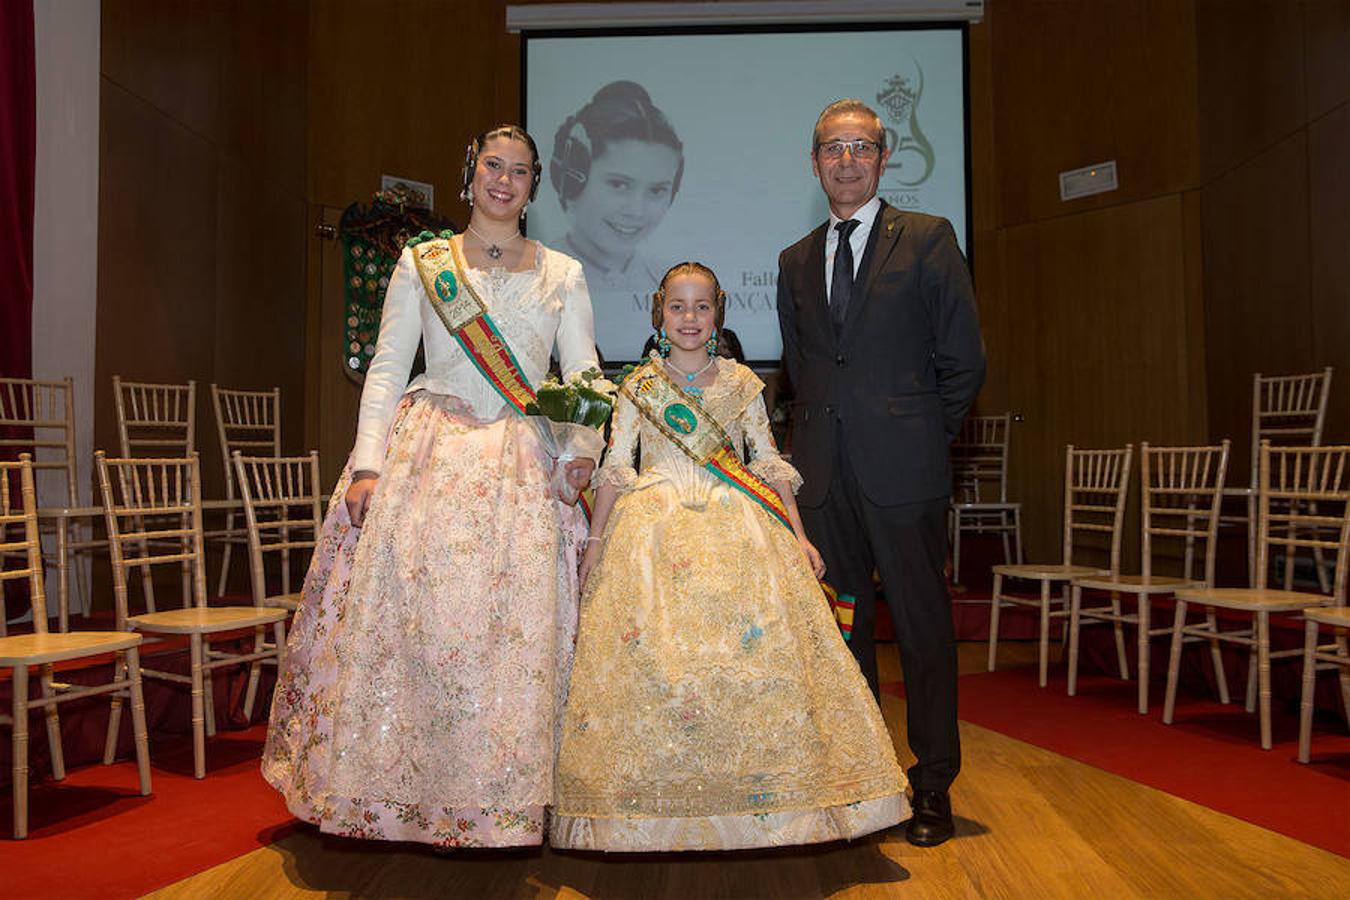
[
  {"left": 524, "top": 401, "right": 542, "bottom": 416},
  {"left": 533, "top": 384, "right": 579, "bottom": 422},
  {"left": 573, "top": 386, "right": 615, "bottom": 428}
]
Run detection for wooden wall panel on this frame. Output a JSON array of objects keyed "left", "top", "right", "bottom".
[
  {"left": 220, "top": 0, "right": 308, "bottom": 194},
  {"left": 1308, "top": 103, "right": 1350, "bottom": 442},
  {"left": 100, "top": 0, "right": 224, "bottom": 143},
  {"left": 307, "top": 0, "right": 516, "bottom": 217},
  {"left": 990, "top": 0, "right": 1200, "bottom": 227},
  {"left": 998, "top": 195, "right": 1204, "bottom": 563},
  {"left": 96, "top": 79, "right": 218, "bottom": 462},
  {"left": 1196, "top": 0, "right": 1307, "bottom": 180},
  {"left": 1301, "top": 0, "right": 1350, "bottom": 120},
  {"left": 1200, "top": 133, "right": 1313, "bottom": 476},
  {"left": 99, "top": 0, "right": 310, "bottom": 518}
]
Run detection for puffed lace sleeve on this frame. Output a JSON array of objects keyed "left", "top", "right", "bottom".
[
  {"left": 555, "top": 257, "right": 600, "bottom": 379},
  {"left": 743, "top": 393, "right": 803, "bottom": 494},
  {"left": 350, "top": 247, "right": 423, "bottom": 474},
  {"left": 594, "top": 391, "right": 640, "bottom": 493}
]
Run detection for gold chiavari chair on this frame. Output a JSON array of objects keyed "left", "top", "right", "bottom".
[
  {"left": 0, "top": 455, "right": 150, "bottom": 839},
  {"left": 1221, "top": 368, "right": 1333, "bottom": 589},
  {"left": 1164, "top": 443, "right": 1349, "bottom": 750},
  {"left": 113, "top": 377, "right": 198, "bottom": 611},
  {"left": 988, "top": 445, "right": 1133, "bottom": 688},
  {"left": 950, "top": 413, "right": 1023, "bottom": 584},
  {"left": 0, "top": 376, "right": 97, "bottom": 629},
  {"left": 96, "top": 451, "right": 288, "bottom": 779},
  {"left": 210, "top": 385, "right": 281, "bottom": 596},
  {"left": 1068, "top": 441, "right": 1230, "bottom": 714},
  {"left": 1298, "top": 606, "right": 1350, "bottom": 763},
  {"left": 113, "top": 376, "right": 196, "bottom": 458},
  {"left": 232, "top": 450, "right": 322, "bottom": 715}
]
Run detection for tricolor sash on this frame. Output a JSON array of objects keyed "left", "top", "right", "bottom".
[
  {"left": 619, "top": 359, "right": 853, "bottom": 639},
  {"left": 410, "top": 234, "right": 536, "bottom": 416},
  {"left": 620, "top": 360, "right": 792, "bottom": 530}
]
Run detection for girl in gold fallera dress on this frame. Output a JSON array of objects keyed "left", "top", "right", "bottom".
[{"left": 552, "top": 263, "right": 909, "bottom": 852}]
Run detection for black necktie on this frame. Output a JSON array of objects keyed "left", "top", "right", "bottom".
[{"left": 830, "top": 218, "right": 860, "bottom": 334}]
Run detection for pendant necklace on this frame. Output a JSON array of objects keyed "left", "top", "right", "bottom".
[
  {"left": 466, "top": 223, "right": 522, "bottom": 261},
  {"left": 665, "top": 356, "right": 716, "bottom": 384}
]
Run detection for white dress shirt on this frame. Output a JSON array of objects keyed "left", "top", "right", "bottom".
[
  {"left": 350, "top": 241, "right": 598, "bottom": 473},
  {"left": 823, "top": 194, "right": 883, "bottom": 303}
]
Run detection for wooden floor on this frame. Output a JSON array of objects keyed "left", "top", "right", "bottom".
[{"left": 147, "top": 644, "right": 1350, "bottom": 899}]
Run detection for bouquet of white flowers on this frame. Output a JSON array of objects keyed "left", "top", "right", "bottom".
[{"left": 525, "top": 368, "right": 617, "bottom": 504}]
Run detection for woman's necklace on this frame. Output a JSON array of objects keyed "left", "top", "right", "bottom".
[
  {"left": 466, "top": 223, "right": 523, "bottom": 261},
  {"left": 665, "top": 355, "right": 716, "bottom": 384}
]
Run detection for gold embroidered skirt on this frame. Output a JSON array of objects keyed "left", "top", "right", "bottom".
[{"left": 552, "top": 477, "right": 908, "bottom": 851}]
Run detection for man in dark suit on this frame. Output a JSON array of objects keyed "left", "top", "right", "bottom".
[{"left": 776, "top": 99, "right": 985, "bottom": 847}]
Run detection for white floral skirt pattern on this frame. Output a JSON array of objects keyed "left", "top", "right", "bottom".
[
  {"left": 552, "top": 479, "right": 909, "bottom": 851},
  {"left": 262, "top": 390, "right": 585, "bottom": 847}
]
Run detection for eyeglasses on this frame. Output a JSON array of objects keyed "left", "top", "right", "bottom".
[{"left": 815, "top": 139, "right": 883, "bottom": 161}]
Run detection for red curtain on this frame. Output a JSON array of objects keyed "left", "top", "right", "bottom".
[
  {"left": 1, "top": 1, "right": 34, "bottom": 622},
  {"left": 0, "top": 0, "right": 35, "bottom": 385}
]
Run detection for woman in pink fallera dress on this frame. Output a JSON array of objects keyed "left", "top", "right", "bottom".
[{"left": 261, "top": 126, "right": 600, "bottom": 848}]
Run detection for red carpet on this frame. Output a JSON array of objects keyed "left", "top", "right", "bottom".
[
  {"left": 0, "top": 724, "right": 296, "bottom": 899},
  {"left": 885, "top": 666, "right": 1350, "bottom": 858}
]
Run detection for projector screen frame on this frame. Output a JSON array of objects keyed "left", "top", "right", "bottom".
[{"left": 520, "top": 20, "right": 975, "bottom": 369}]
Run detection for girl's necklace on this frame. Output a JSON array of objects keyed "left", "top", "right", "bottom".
[{"left": 665, "top": 355, "right": 716, "bottom": 384}]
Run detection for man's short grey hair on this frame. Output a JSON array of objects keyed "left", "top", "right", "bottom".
[{"left": 811, "top": 99, "right": 887, "bottom": 152}]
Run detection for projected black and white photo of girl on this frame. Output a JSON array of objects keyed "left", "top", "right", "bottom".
[{"left": 547, "top": 81, "right": 683, "bottom": 353}]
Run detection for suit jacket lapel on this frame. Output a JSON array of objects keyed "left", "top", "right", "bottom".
[
  {"left": 803, "top": 222, "right": 832, "bottom": 342},
  {"left": 843, "top": 201, "right": 904, "bottom": 339}
]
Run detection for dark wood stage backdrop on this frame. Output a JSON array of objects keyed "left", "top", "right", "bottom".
[{"left": 92, "top": 0, "right": 1350, "bottom": 608}]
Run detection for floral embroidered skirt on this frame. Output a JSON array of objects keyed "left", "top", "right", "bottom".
[
  {"left": 552, "top": 478, "right": 909, "bottom": 851},
  {"left": 261, "top": 390, "right": 585, "bottom": 847}
]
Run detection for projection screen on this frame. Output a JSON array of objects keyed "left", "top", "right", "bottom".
[{"left": 523, "top": 25, "right": 970, "bottom": 365}]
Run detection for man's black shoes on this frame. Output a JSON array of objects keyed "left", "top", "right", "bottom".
[{"left": 905, "top": 789, "right": 955, "bottom": 847}]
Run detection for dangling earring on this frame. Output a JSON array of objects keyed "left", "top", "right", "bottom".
[
  {"left": 657, "top": 328, "right": 672, "bottom": 357},
  {"left": 462, "top": 184, "right": 474, "bottom": 207},
  {"left": 705, "top": 330, "right": 719, "bottom": 358}
]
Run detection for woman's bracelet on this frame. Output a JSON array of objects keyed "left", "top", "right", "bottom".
[{"left": 584, "top": 536, "right": 602, "bottom": 543}]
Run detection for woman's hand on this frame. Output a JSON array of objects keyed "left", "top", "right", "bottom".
[
  {"left": 799, "top": 536, "right": 825, "bottom": 579},
  {"left": 579, "top": 538, "right": 602, "bottom": 591},
  {"left": 565, "top": 457, "right": 596, "bottom": 492},
  {"left": 344, "top": 471, "right": 379, "bottom": 528}
]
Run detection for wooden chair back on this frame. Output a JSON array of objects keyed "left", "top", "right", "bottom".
[
  {"left": 1140, "top": 441, "right": 1231, "bottom": 585},
  {"left": 1256, "top": 442, "right": 1350, "bottom": 604},
  {"left": 0, "top": 376, "right": 78, "bottom": 505},
  {"left": 113, "top": 377, "right": 196, "bottom": 458},
  {"left": 952, "top": 413, "right": 1011, "bottom": 503},
  {"left": 1063, "top": 445, "right": 1133, "bottom": 574},
  {"left": 0, "top": 456, "right": 47, "bottom": 638},
  {"left": 211, "top": 385, "right": 281, "bottom": 499},
  {"left": 95, "top": 452, "right": 207, "bottom": 629},
  {"left": 1247, "top": 368, "right": 1333, "bottom": 487},
  {"left": 232, "top": 451, "right": 322, "bottom": 606}
]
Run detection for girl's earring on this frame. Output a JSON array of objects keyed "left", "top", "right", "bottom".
[
  {"left": 462, "top": 184, "right": 474, "bottom": 207},
  {"left": 705, "top": 331, "right": 719, "bottom": 358},
  {"left": 657, "top": 328, "right": 672, "bottom": 357}
]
